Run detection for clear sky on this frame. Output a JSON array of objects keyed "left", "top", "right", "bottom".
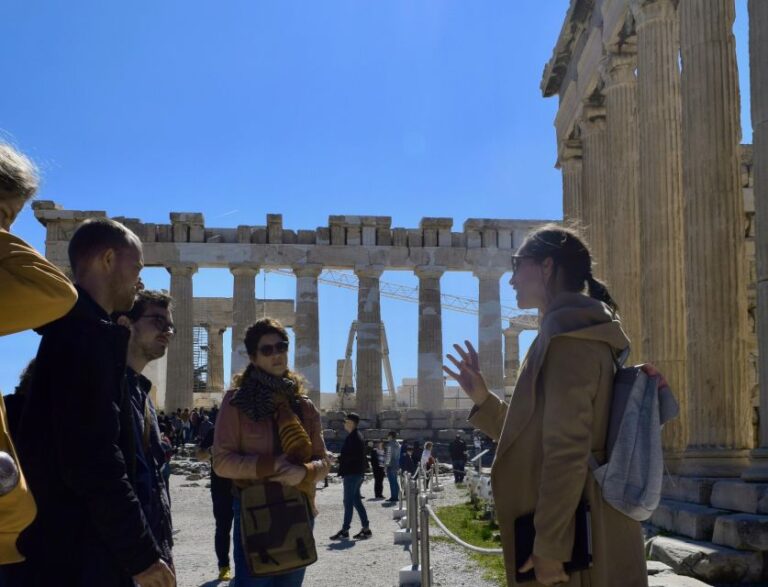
[{"left": 0, "top": 1, "right": 752, "bottom": 398}]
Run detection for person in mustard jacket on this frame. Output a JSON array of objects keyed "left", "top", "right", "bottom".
[
  {"left": 0, "top": 143, "right": 77, "bottom": 569},
  {"left": 445, "top": 225, "right": 647, "bottom": 587}
]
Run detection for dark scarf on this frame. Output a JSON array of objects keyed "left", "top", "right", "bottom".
[{"left": 230, "top": 367, "right": 302, "bottom": 423}]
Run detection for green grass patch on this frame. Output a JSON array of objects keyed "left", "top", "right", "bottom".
[{"left": 431, "top": 502, "right": 507, "bottom": 586}]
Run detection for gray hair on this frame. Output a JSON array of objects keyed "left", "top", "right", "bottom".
[{"left": 0, "top": 143, "right": 39, "bottom": 203}]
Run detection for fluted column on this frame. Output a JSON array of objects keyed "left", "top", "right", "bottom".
[
  {"left": 475, "top": 268, "right": 505, "bottom": 396},
  {"left": 503, "top": 325, "right": 522, "bottom": 389},
  {"left": 165, "top": 264, "right": 197, "bottom": 411},
  {"left": 355, "top": 266, "right": 384, "bottom": 418},
  {"left": 415, "top": 266, "right": 445, "bottom": 411},
  {"left": 578, "top": 104, "right": 610, "bottom": 276},
  {"left": 631, "top": 0, "right": 689, "bottom": 460},
  {"left": 743, "top": 0, "right": 768, "bottom": 480},
  {"left": 231, "top": 265, "right": 258, "bottom": 378},
  {"left": 206, "top": 326, "right": 225, "bottom": 393},
  {"left": 679, "top": 0, "right": 751, "bottom": 475},
  {"left": 602, "top": 48, "right": 644, "bottom": 362},
  {"left": 558, "top": 139, "right": 583, "bottom": 222},
  {"left": 293, "top": 264, "right": 322, "bottom": 406}
]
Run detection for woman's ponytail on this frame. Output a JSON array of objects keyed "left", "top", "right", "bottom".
[{"left": 587, "top": 274, "right": 619, "bottom": 313}]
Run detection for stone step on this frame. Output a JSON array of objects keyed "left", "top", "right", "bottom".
[
  {"left": 710, "top": 479, "right": 768, "bottom": 514},
  {"left": 662, "top": 475, "right": 719, "bottom": 505},
  {"left": 647, "top": 575, "right": 711, "bottom": 587},
  {"left": 712, "top": 513, "right": 768, "bottom": 551},
  {"left": 650, "top": 499, "right": 728, "bottom": 540},
  {"left": 647, "top": 535, "right": 765, "bottom": 584}
]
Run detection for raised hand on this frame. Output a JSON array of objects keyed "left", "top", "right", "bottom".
[{"left": 442, "top": 340, "right": 490, "bottom": 406}]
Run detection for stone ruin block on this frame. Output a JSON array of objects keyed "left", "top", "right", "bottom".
[
  {"left": 282, "top": 229, "right": 297, "bottom": 244},
  {"left": 157, "top": 225, "right": 172, "bottom": 242},
  {"left": 329, "top": 217, "right": 345, "bottom": 245},
  {"left": 316, "top": 227, "right": 330, "bottom": 245},
  {"left": 172, "top": 223, "right": 189, "bottom": 242},
  {"left": 361, "top": 225, "right": 376, "bottom": 246},
  {"left": 403, "top": 419, "right": 428, "bottom": 430},
  {"left": 710, "top": 480, "right": 768, "bottom": 514},
  {"left": 407, "top": 229, "right": 423, "bottom": 248},
  {"left": 392, "top": 228, "right": 408, "bottom": 247},
  {"left": 252, "top": 228, "right": 267, "bottom": 244},
  {"left": 236, "top": 225, "right": 252, "bottom": 243},
  {"left": 431, "top": 419, "right": 452, "bottom": 430},
  {"left": 189, "top": 225, "right": 205, "bottom": 243},
  {"left": 267, "top": 214, "right": 283, "bottom": 244},
  {"left": 423, "top": 228, "right": 438, "bottom": 247},
  {"left": 363, "top": 429, "right": 385, "bottom": 441},
  {"left": 404, "top": 409, "right": 427, "bottom": 420},
  {"left": 498, "top": 230, "right": 513, "bottom": 249},
  {"left": 346, "top": 226, "right": 361, "bottom": 246},
  {"left": 380, "top": 419, "right": 402, "bottom": 431},
  {"left": 650, "top": 499, "right": 727, "bottom": 541},
  {"left": 399, "top": 429, "right": 430, "bottom": 441},
  {"left": 431, "top": 409, "right": 453, "bottom": 420},
  {"left": 482, "top": 229, "right": 497, "bottom": 248},
  {"left": 297, "top": 230, "right": 316, "bottom": 245},
  {"left": 379, "top": 410, "right": 401, "bottom": 420},
  {"left": 662, "top": 476, "right": 717, "bottom": 506},
  {"left": 142, "top": 223, "right": 157, "bottom": 242},
  {"left": 376, "top": 228, "right": 392, "bottom": 246},
  {"left": 713, "top": 513, "right": 768, "bottom": 551}
]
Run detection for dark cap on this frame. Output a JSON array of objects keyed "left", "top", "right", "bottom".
[{"left": 345, "top": 412, "right": 360, "bottom": 424}]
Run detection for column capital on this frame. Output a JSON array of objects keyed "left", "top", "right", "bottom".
[
  {"left": 600, "top": 50, "right": 638, "bottom": 90},
  {"left": 292, "top": 263, "right": 323, "bottom": 279},
  {"left": 630, "top": 0, "right": 678, "bottom": 27},
  {"left": 166, "top": 263, "right": 198, "bottom": 277},
  {"left": 473, "top": 267, "right": 506, "bottom": 280},
  {"left": 354, "top": 265, "right": 384, "bottom": 280},
  {"left": 230, "top": 264, "right": 259, "bottom": 277},
  {"left": 414, "top": 265, "right": 445, "bottom": 280}
]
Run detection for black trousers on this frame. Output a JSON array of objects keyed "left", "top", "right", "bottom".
[
  {"left": 210, "top": 471, "right": 234, "bottom": 569},
  {"left": 372, "top": 468, "right": 385, "bottom": 498}
]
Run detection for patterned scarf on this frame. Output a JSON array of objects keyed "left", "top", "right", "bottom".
[{"left": 230, "top": 367, "right": 301, "bottom": 423}]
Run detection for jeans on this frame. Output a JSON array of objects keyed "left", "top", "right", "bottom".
[
  {"left": 341, "top": 474, "right": 369, "bottom": 531},
  {"left": 372, "top": 468, "right": 385, "bottom": 498},
  {"left": 211, "top": 472, "right": 234, "bottom": 569},
  {"left": 386, "top": 468, "right": 399, "bottom": 501},
  {"left": 232, "top": 497, "right": 310, "bottom": 587},
  {"left": 452, "top": 459, "right": 466, "bottom": 482}
]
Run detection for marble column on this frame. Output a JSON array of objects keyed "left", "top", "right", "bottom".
[
  {"left": 355, "top": 266, "right": 384, "bottom": 418},
  {"left": 231, "top": 265, "right": 258, "bottom": 378},
  {"left": 206, "top": 326, "right": 225, "bottom": 393},
  {"left": 475, "top": 268, "right": 505, "bottom": 396},
  {"left": 293, "top": 264, "right": 322, "bottom": 406},
  {"left": 602, "top": 48, "right": 644, "bottom": 362},
  {"left": 559, "top": 139, "right": 583, "bottom": 223},
  {"left": 165, "top": 264, "right": 197, "bottom": 411},
  {"left": 631, "top": 0, "right": 689, "bottom": 459},
  {"left": 578, "top": 103, "right": 610, "bottom": 276},
  {"left": 679, "top": 0, "right": 751, "bottom": 475},
  {"left": 743, "top": 0, "right": 768, "bottom": 481},
  {"left": 415, "top": 266, "right": 445, "bottom": 411},
  {"left": 503, "top": 325, "right": 522, "bottom": 389}
]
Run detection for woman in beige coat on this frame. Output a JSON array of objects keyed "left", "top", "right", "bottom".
[{"left": 445, "top": 225, "right": 647, "bottom": 587}]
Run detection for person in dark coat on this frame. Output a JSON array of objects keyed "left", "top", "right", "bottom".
[
  {"left": 368, "top": 440, "right": 385, "bottom": 499},
  {"left": 15, "top": 218, "right": 175, "bottom": 587},
  {"left": 449, "top": 433, "right": 468, "bottom": 483},
  {"left": 330, "top": 412, "right": 371, "bottom": 540},
  {"left": 399, "top": 444, "right": 417, "bottom": 476}
]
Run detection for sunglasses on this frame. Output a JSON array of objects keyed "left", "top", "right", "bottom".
[
  {"left": 258, "top": 341, "right": 289, "bottom": 356},
  {"left": 139, "top": 314, "right": 176, "bottom": 334},
  {"left": 511, "top": 255, "right": 535, "bottom": 274}
]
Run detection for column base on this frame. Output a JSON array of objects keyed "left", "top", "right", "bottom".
[
  {"left": 678, "top": 448, "right": 751, "bottom": 477},
  {"left": 741, "top": 448, "right": 768, "bottom": 482},
  {"left": 662, "top": 451, "right": 684, "bottom": 475}
]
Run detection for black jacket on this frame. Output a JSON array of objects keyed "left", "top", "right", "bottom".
[
  {"left": 17, "top": 288, "right": 161, "bottom": 586},
  {"left": 449, "top": 438, "right": 467, "bottom": 461},
  {"left": 338, "top": 428, "right": 367, "bottom": 476}
]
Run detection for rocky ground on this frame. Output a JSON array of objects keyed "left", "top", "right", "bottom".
[{"left": 169, "top": 456, "right": 500, "bottom": 587}]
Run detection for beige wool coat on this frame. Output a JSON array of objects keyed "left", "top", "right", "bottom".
[{"left": 470, "top": 293, "right": 647, "bottom": 587}]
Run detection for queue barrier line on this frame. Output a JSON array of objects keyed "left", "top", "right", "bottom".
[{"left": 424, "top": 503, "right": 504, "bottom": 555}]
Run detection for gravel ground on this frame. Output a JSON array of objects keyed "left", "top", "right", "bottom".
[{"left": 170, "top": 472, "right": 500, "bottom": 587}]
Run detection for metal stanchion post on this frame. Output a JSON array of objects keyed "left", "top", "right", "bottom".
[
  {"left": 419, "top": 494, "right": 432, "bottom": 587},
  {"left": 410, "top": 476, "right": 420, "bottom": 567}
]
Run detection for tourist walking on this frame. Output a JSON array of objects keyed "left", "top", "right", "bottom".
[
  {"left": 213, "top": 318, "right": 329, "bottom": 587},
  {"left": 445, "top": 225, "right": 647, "bottom": 587},
  {"left": 420, "top": 441, "right": 436, "bottom": 488},
  {"left": 0, "top": 143, "right": 78, "bottom": 585},
  {"left": 113, "top": 290, "right": 177, "bottom": 569},
  {"left": 330, "top": 413, "right": 371, "bottom": 540},
  {"left": 16, "top": 218, "right": 175, "bottom": 587},
  {"left": 384, "top": 430, "right": 401, "bottom": 502},
  {"left": 399, "top": 444, "right": 417, "bottom": 476},
  {"left": 448, "top": 433, "right": 467, "bottom": 483}
]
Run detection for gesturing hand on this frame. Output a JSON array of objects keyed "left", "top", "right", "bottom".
[
  {"left": 132, "top": 559, "right": 176, "bottom": 587},
  {"left": 442, "top": 340, "right": 490, "bottom": 406}
]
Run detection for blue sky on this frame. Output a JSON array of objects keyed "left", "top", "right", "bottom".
[{"left": 0, "top": 1, "right": 752, "bottom": 397}]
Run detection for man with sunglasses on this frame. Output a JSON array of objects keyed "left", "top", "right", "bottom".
[{"left": 113, "top": 290, "right": 177, "bottom": 574}]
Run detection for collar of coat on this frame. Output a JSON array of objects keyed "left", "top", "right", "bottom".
[{"left": 495, "top": 292, "right": 630, "bottom": 459}]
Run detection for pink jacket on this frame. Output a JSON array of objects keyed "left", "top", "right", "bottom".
[{"left": 212, "top": 388, "right": 327, "bottom": 487}]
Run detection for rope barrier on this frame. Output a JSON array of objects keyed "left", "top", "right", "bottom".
[{"left": 425, "top": 504, "right": 504, "bottom": 555}]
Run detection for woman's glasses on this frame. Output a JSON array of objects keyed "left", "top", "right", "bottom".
[
  {"left": 511, "top": 255, "right": 535, "bottom": 274},
  {"left": 258, "top": 341, "right": 289, "bottom": 356}
]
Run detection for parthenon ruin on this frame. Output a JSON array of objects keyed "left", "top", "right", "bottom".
[{"left": 32, "top": 203, "right": 544, "bottom": 418}]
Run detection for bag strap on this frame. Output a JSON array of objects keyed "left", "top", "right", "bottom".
[{"left": 614, "top": 346, "right": 630, "bottom": 370}]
